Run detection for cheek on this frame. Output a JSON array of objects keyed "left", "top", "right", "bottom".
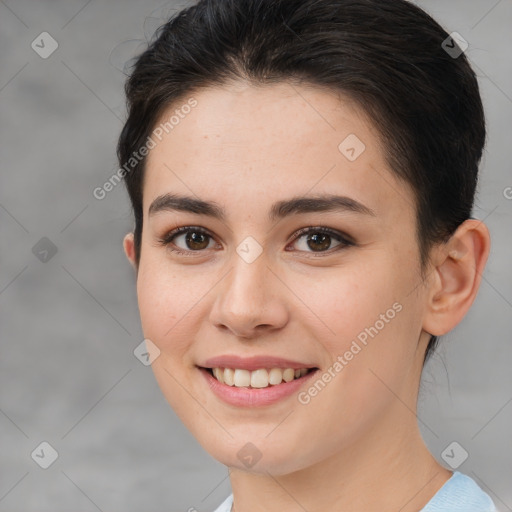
[
  {"left": 135, "top": 262, "right": 207, "bottom": 420},
  {"left": 299, "top": 262, "right": 401, "bottom": 347},
  {"left": 135, "top": 261, "right": 197, "bottom": 354},
  {"left": 299, "top": 260, "right": 421, "bottom": 409}
]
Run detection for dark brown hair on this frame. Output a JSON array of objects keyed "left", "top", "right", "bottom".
[{"left": 117, "top": 0, "right": 486, "bottom": 364}]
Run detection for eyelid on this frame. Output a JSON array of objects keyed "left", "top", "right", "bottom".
[
  {"left": 158, "top": 225, "right": 217, "bottom": 256},
  {"left": 158, "top": 225, "right": 355, "bottom": 257},
  {"left": 288, "top": 225, "right": 354, "bottom": 247},
  {"left": 284, "top": 226, "right": 354, "bottom": 258}
]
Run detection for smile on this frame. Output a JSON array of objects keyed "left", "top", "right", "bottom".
[
  {"left": 197, "top": 365, "right": 319, "bottom": 407},
  {"left": 209, "top": 367, "right": 312, "bottom": 388}
]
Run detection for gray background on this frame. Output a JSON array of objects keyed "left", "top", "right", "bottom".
[{"left": 0, "top": 0, "right": 511, "bottom": 510}]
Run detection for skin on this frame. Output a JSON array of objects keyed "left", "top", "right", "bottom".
[{"left": 123, "top": 81, "right": 490, "bottom": 512}]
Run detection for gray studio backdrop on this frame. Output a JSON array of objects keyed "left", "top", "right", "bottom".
[{"left": 0, "top": 0, "right": 511, "bottom": 511}]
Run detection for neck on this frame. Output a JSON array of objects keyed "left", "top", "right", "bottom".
[{"left": 228, "top": 408, "right": 452, "bottom": 512}]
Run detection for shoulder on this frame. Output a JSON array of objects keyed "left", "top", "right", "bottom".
[
  {"left": 212, "top": 494, "right": 233, "bottom": 512},
  {"left": 421, "top": 471, "right": 497, "bottom": 512},
  {"left": 211, "top": 473, "right": 497, "bottom": 512}
]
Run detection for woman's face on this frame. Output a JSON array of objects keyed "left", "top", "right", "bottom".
[{"left": 124, "top": 82, "right": 433, "bottom": 474}]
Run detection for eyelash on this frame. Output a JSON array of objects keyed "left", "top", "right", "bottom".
[{"left": 157, "top": 225, "right": 355, "bottom": 258}]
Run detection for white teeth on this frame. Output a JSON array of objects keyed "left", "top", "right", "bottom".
[
  {"left": 224, "top": 368, "right": 235, "bottom": 386},
  {"left": 250, "top": 369, "right": 269, "bottom": 388},
  {"left": 211, "top": 367, "right": 311, "bottom": 388},
  {"left": 282, "top": 368, "right": 295, "bottom": 382},
  {"left": 268, "top": 368, "right": 284, "bottom": 385},
  {"left": 234, "top": 369, "right": 251, "bottom": 387},
  {"left": 213, "top": 367, "right": 224, "bottom": 384}
]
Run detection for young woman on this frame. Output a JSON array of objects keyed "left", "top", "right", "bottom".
[{"left": 118, "top": 1, "right": 497, "bottom": 510}]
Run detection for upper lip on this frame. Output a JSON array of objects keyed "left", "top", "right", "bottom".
[{"left": 199, "top": 355, "right": 317, "bottom": 371}]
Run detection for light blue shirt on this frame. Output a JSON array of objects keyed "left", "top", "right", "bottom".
[{"left": 212, "top": 471, "right": 497, "bottom": 512}]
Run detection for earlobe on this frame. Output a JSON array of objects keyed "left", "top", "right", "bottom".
[
  {"left": 422, "top": 219, "right": 491, "bottom": 336},
  {"left": 123, "top": 232, "right": 137, "bottom": 271}
]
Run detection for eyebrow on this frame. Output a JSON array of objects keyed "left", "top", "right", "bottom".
[{"left": 148, "top": 192, "right": 376, "bottom": 221}]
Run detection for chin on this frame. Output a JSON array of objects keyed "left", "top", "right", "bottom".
[{"left": 193, "top": 431, "right": 318, "bottom": 476}]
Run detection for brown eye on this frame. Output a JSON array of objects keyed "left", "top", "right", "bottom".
[
  {"left": 182, "top": 230, "right": 210, "bottom": 250},
  {"left": 289, "top": 227, "right": 353, "bottom": 254},
  {"left": 159, "top": 226, "right": 216, "bottom": 254},
  {"left": 304, "top": 232, "right": 332, "bottom": 251}
]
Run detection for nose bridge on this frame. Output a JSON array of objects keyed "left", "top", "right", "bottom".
[
  {"left": 209, "top": 243, "right": 288, "bottom": 336},
  {"left": 224, "top": 247, "right": 271, "bottom": 314}
]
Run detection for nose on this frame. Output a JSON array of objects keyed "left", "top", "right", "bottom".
[{"left": 208, "top": 250, "right": 289, "bottom": 339}]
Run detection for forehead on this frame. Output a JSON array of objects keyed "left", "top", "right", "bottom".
[{"left": 142, "top": 82, "right": 414, "bottom": 224}]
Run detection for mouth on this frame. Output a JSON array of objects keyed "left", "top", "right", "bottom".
[
  {"left": 198, "top": 366, "right": 319, "bottom": 389},
  {"left": 196, "top": 355, "right": 320, "bottom": 406}
]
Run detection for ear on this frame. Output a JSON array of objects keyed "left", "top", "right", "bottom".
[
  {"left": 422, "top": 219, "right": 491, "bottom": 336},
  {"left": 123, "top": 232, "right": 138, "bottom": 272}
]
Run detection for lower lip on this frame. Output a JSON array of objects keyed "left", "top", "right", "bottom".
[{"left": 198, "top": 367, "right": 318, "bottom": 407}]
